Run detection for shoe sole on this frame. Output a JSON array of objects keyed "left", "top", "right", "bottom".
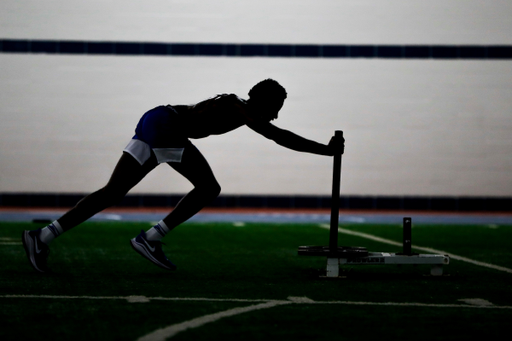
[
  {"left": 21, "top": 231, "right": 47, "bottom": 273},
  {"left": 130, "top": 239, "right": 176, "bottom": 271}
]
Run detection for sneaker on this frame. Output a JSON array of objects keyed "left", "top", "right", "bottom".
[
  {"left": 130, "top": 230, "right": 177, "bottom": 271},
  {"left": 22, "top": 229, "right": 51, "bottom": 273}
]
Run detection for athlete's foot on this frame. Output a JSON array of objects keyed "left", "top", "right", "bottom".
[
  {"left": 130, "top": 230, "right": 177, "bottom": 271},
  {"left": 22, "top": 229, "right": 51, "bottom": 273}
]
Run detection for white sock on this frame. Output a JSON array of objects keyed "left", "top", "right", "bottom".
[
  {"left": 39, "top": 221, "right": 64, "bottom": 245},
  {"left": 145, "top": 220, "right": 170, "bottom": 241}
]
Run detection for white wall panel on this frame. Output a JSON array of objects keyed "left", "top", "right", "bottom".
[
  {"left": 1, "top": 1, "right": 511, "bottom": 197},
  {"left": 1, "top": 54, "right": 511, "bottom": 196}
]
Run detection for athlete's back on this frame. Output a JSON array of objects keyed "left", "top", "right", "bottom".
[{"left": 173, "top": 94, "right": 249, "bottom": 139}]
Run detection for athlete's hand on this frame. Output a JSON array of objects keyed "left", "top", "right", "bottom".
[{"left": 328, "top": 134, "right": 345, "bottom": 155}]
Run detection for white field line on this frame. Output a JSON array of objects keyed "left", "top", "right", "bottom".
[
  {"left": 137, "top": 300, "right": 292, "bottom": 341},
  {"left": 319, "top": 224, "right": 512, "bottom": 274},
  {"left": 0, "top": 295, "right": 270, "bottom": 302},
  {"left": 2, "top": 294, "right": 512, "bottom": 309},
  {"left": 4, "top": 294, "right": 512, "bottom": 340}
]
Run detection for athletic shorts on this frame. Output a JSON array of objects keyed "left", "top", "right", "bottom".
[{"left": 123, "top": 105, "right": 191, "bottom": 165}]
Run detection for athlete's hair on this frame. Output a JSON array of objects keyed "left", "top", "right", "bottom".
[{"left": 248, "top": 79, "right": 287, "bottom": 103}]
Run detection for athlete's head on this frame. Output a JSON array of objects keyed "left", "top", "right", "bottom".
[{"left": 248, "top": 79, "right": 287, "bottom": 121}]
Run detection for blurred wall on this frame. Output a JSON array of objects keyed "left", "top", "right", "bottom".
[{"left": 1, "top": 1, "right": 511, "bottom": 197}]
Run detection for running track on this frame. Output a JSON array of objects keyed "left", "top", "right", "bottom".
[{"left": 1, "top": 208, "right": 512, "bottom": 225}]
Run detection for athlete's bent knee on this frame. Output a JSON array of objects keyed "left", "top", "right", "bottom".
[
  {"left": 211, "top": 182, "right": 221, "bottom": 198},
  {"left": 200, "top": 181, "right": 221, "bottom": 200}
]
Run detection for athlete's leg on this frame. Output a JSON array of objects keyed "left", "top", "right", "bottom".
[
  {"left": 57, "top": 152, "right": 157, "bottom": 231},
  {"left": 23, "top": 152, "right": 157, "bottom": 272},
  {"left": 162, "top": 143, "right": 221, "bottom": 229},
  {"left": 129, "top": 144, "right": 219, "bottom": 270}
]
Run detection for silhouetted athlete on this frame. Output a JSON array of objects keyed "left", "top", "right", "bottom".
[{"left": 22, "top": 79, "right": 345, "bottom": 273}]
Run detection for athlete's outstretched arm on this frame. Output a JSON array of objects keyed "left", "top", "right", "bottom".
[{"left": 247, "top": 121, "right": 343, "bottom": 156}]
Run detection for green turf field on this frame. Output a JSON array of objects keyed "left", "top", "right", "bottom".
[{"left": 2, "top": 221, "right": 511, "bottom": 340}]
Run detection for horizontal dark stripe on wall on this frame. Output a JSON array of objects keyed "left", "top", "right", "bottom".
[
  {"left": 1, "top": 39, "right": 512, "bottom": 59},
  {"left": 1, "top": 193, "right": 511, "bottom": 212}
]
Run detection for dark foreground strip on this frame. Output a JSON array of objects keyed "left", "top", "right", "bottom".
[
  {"left": 2, "top": 39, "right": 512, "bottom": 59},
  {"left": 1, "top": 193, "right": 511, "bottom": 212}
]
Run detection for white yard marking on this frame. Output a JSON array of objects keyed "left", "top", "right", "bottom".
[
  {"left": 319, "top": 224, "right": 512, "bottom": 274},
  {"left": 126, "top": 296, "right": 151, "bottom": 303},
  {"left": 288, "top": 296, "right": 316, "bottom": 303},
  {"left": 233, "top": 222, "right": 246, "bottom": 227},
  {"left": 0, "top": 237, "right": 21, "bottom": 245},
  {"left": 458, "top": 298, "right": 494, "bottom": 307}
]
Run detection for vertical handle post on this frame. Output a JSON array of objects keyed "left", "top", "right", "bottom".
[
  {"left": 403, "top": 217, "right": 412, "bottom": 255},
  {"left": 329, "top": 130, "right": 343, "bottom": 254}
]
